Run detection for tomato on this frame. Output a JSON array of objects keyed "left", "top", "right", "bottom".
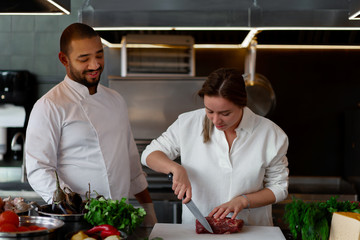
[
  {"left": 28, "top": 225, "right": 39, "bottom": 231},
  {"left": 27, "top": 225, "right": 47, "bottom": 231},
  {"left": 0, "top": 211, "right": 19, "bottom": 227},
  {"left": 0, "top": 223, "right": 18, "bottom": 232},
  {"left": 17, "top": 226, "right": 30, "bottom": 232}
]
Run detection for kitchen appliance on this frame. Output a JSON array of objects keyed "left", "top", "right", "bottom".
[
  {"left": 109, "top": 76, "right": 205, "bottom": 140},
  {"left": 120, "top": 34, "right": 195, "bottom": 77},
  {"left": 0, "top": 70, "right": 36, "bottom": 177}
]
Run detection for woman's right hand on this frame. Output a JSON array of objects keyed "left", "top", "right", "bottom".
[
  {"left": 145, "top": 151, "right": 192, "bottom": 203},
  {"left": 171, "top": 166, "right": 192, "bottom": 204}
]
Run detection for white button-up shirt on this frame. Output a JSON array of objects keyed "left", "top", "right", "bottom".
[
  {"left": 141, "top": 107, "right": 289, "bottom": 226},
  {"left": 26, "top": 76, "right": 147, "bottom": 203}
]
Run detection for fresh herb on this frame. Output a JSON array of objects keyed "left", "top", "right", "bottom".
[
  {"left": 84, "top": 196, "right": 146, "bottom": 235},
  {"left": 284, "top": 196, "right": 360, "bottom": 240}
]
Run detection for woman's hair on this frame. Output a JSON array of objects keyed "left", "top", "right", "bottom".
[
  {"left": 198, "top": 68, "right": 247, "bottom": 142},
  {"left": 60, "top": 23, "right": 99, "bottom": 56}
]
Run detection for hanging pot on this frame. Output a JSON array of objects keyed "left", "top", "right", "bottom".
[{"left": 244, "top": 40, "right": 276, "bottom": 117}]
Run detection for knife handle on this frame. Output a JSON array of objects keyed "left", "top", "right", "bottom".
[
  {"left": 168, "top": 173, "right": 188, "bottom": 200},
  {"left": 168, "top": 172, "right": 173, "bottom": 181}
]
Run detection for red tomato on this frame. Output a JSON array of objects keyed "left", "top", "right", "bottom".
[
  {"left": 28, "top": 225, "right": 43, "bottom": 231},
  {"left": 0, "top": 211, "right": 19, "bottom": 227},
  {"left": 17, "top": 226, "right": 30, "bottom": 232},
  {"left": 28, "top": 225, "right": 47, "bottom": 231},
  {"left": 0, "top": 223, "right": 18, "bottom": 232}
]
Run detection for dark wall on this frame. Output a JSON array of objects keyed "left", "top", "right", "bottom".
[{"left": 195, "top": 48, "right": 360, "bottom": 177}]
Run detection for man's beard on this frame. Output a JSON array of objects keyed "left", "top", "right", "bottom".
[{"left": 69, "top": 64, "right": 102, "bottom": 88}]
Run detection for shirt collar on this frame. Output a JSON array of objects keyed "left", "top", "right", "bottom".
[
  {"left": 64, "top": 75, "right": 93, "bottom": 97},
  {"left": 235, "top": 107, "right": 256, "bottom": 134}
]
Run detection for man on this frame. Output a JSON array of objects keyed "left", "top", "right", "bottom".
[{"left": 25, "top": 23, "right": 157, "bottom": 226}]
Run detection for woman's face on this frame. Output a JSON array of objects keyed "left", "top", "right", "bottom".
[{"left": 204, "top": 95, "right": 243, "bottom": 132}]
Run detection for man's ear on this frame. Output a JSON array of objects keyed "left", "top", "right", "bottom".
[{"left": 58, "top": 52, "right": 69, "bottom": 66}]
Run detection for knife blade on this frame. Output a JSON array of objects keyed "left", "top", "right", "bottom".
[{"left": 168, "top": 173, "right": 214, "bottom": 233}]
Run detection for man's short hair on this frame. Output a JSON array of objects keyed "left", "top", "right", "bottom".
[{"left": 60, "top": 23, "right": 99, "bottom": 55}]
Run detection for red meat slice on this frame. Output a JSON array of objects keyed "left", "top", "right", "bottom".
[{"left": 196, "top": 217, "right": 244, "bottom": 234}]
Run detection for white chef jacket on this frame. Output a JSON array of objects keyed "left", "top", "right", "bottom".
[
  {"left": 26, "top": 76, "right": 147, "bottom": 203},
  {"left": 141, "top": 107, "right": 289, "bottom": 226}
]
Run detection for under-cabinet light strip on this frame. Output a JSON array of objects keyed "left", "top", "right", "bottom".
[
  {"left": 47, "top": 0, "right": 70, "bottom": 15},
  {"left": 101, "top": 41, "right": 360, "bottom": 50},
  {"left": 94, "top": 26, "right": 360, "bottom": 31},
  {"left": 256, "top": 45, "right": 360, "bottom": 49},
  {"left": 349, "top": 10, "right": 360, "bottom": 20}
]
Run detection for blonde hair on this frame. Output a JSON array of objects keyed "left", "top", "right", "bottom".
[{"left": 202, "top": 116, "right": 214, "bottom": 143}]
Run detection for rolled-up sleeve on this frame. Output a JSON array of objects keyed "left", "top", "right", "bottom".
[
  {"left": 141, "top": 119, "right": 181, "bottom": 166},
  {"left": 264, "top": 128, "right": 289, "bottom": 203}
]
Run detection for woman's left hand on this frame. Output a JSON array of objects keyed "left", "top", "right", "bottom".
[{"left": 208, "top": 195, "right": 248, "bottom": 219}]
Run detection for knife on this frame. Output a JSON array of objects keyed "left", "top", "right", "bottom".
[{"left": 168, "top": 173, "right": 214, "bottom": 233}]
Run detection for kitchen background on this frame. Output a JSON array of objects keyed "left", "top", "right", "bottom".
[{"left": 1, "top": 0, "right": 360, "bottom": 228}]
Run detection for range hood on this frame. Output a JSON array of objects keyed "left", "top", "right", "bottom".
[
  {"left": 0, "top": 0, "right": 70, "bottom": 15},
  {"left": 79, "top": 0, "right": 360, "bottom": 46}
]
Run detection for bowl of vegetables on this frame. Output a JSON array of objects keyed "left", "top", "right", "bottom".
[{"left": 0, "top": 210, "right": 64, "bottom": 237}]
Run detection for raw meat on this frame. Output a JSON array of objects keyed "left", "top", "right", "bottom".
[{"left": 196, "top": 217, "right": 244, "bottom": 234}]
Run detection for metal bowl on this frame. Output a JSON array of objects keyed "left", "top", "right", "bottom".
[
  {"left": 36, "top": 204, "right": 85, "bottom": 222},
  {"left": 0, "top": 216, "right": 64, "bottom": 237}
]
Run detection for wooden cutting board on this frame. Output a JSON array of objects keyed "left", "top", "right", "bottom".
[{"left": 149, "top": 223, "right": 286, "bottom": 240}]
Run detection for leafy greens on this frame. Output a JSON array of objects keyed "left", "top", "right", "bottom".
[
  {"left": 84, "top": 196, "right": 146, "bottom": 235},
  {"left": 284, "top": 196, "right": 360, "bottom": 240}
]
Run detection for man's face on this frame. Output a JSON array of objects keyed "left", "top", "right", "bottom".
[{"left": 60, "top": 36, "right": 104, "bottom": 93}]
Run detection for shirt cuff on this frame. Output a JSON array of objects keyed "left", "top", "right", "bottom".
[{"left": 267, "top": 185, "right": 288, "bottom": 203}]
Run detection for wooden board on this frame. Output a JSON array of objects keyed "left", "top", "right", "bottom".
[{"left": 149, "top": 223, "right": 286, "bottom": 240}]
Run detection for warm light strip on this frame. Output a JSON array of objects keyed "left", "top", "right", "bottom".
[
  {"left": 241, "top": 29, "right": 259, "bottom": 48},
  {"left": 256, "top": 44, "right": 360, "bottom": 49},
  {"left": 99, "top": 26, "right": 360, "bottom": 49},
  {"left": 194, "top": 44, "right": 242, "bottom": 49},
  {"left": 47, "top": 0, "right": 70, "bottom": 15},
  {"left": 94, "top": 26, "right": 251, "bottom": 31},
  {"left": 349, "top": 10, "right": 360, "bottom": 20},
  {"left": 257, "top": 26, "right": 360, "bottom": 30},
  {"left": 0, "top": 12, "right": 64, "bottom": 15},
  {"left": 95, "top": 26, "right": 360, "bottom": 31},
  {"left": 173, "top": 27, "right": 251, "bottom": 31},
  {"left": 101, "top": 40, "right": 360, "bottom": 50},
  {"left": 95, "top": 27, "right": 175, "bottom": 31}
]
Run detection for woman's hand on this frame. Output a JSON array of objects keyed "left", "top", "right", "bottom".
[
  {"left": 171, "top": 166, "right": 192, "bottom": 204},
  {"left": 208, "top": 195, "right": 249, "bottom": 219}
]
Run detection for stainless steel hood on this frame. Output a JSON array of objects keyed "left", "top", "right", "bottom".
[
  {"left": 79, "top": 0, "right": 360, "bottom": 45},
  {"left": 0, "top": 0, "right": 70, "bottom": 15},
  {"left": 80, "top": 0, "right": 360, "bottom": 28}
]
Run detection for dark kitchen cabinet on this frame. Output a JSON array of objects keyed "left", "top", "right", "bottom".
[{"left": 344, "top": 109, "right": 360, "bottom": 177}]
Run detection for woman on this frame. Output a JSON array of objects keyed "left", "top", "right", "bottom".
[{"left": 141, "top": 67, "right": 289, "bottom": 226}]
